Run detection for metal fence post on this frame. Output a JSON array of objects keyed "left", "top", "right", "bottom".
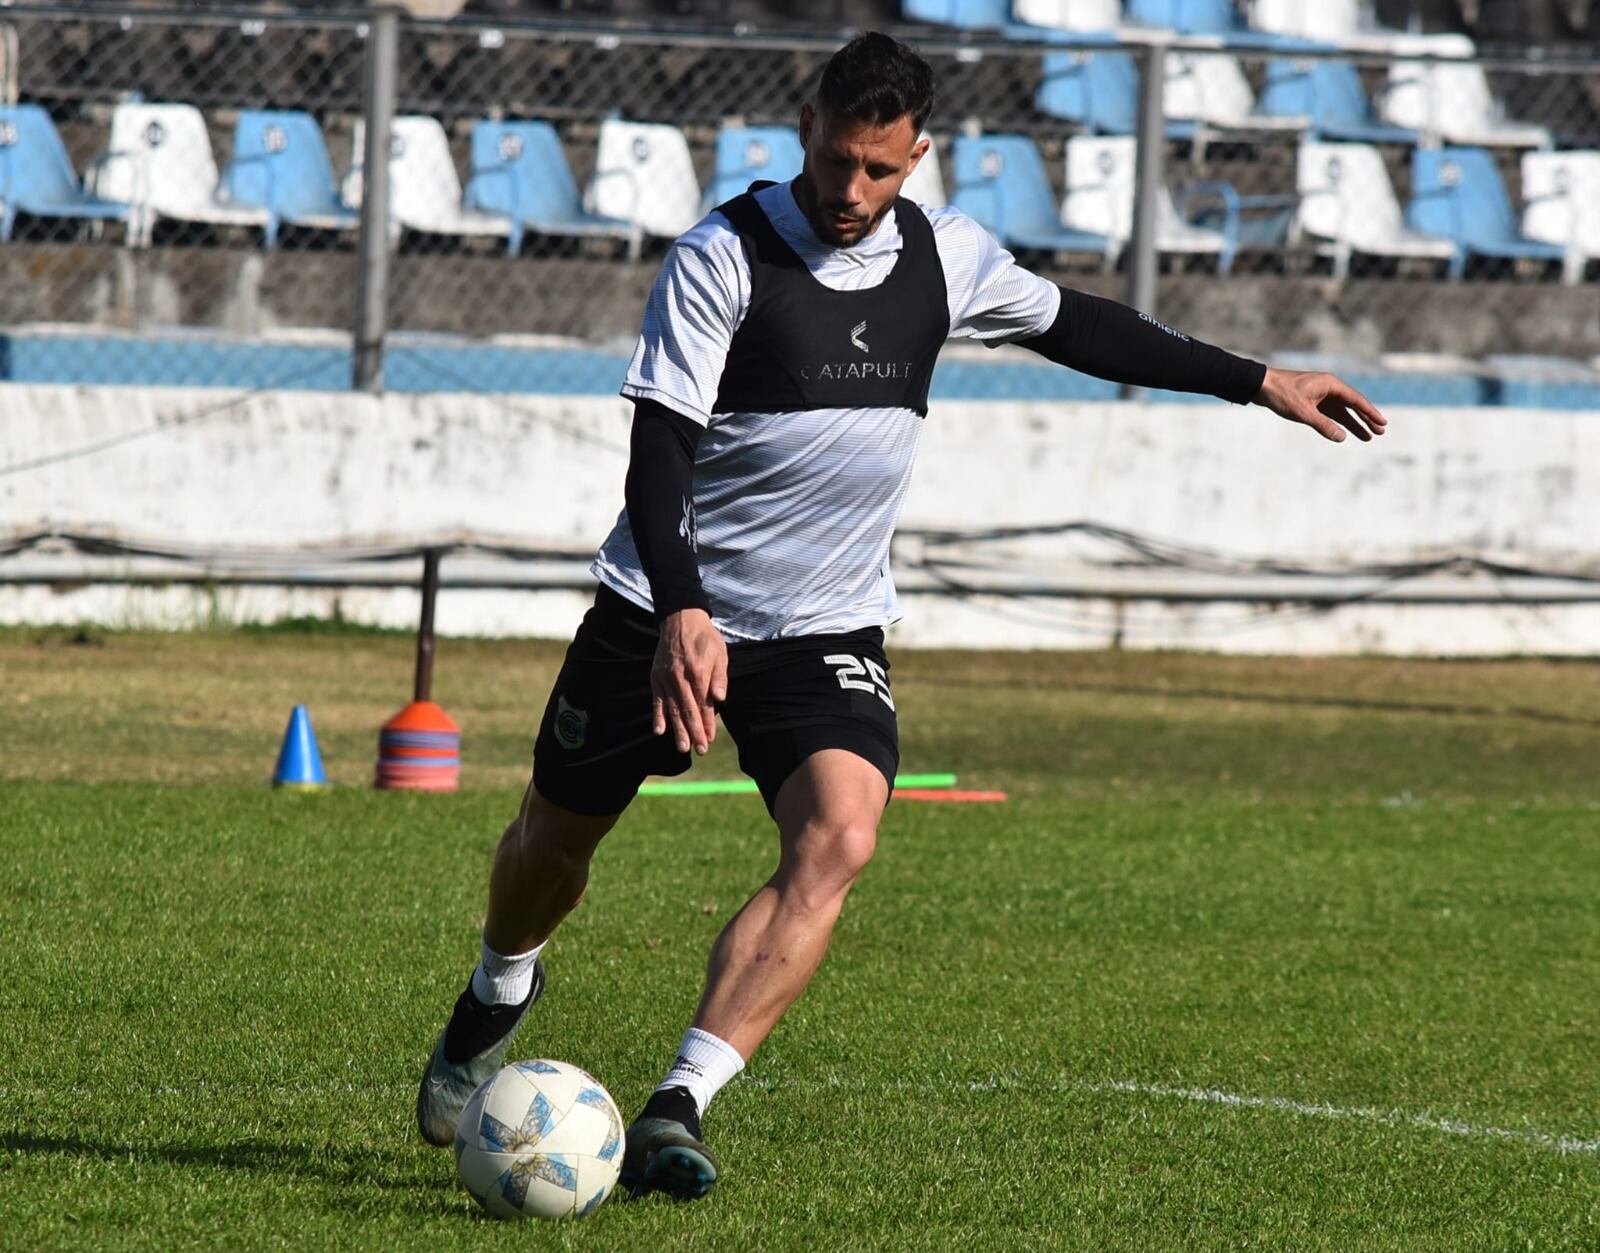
[
  {"left": 352, "top": 6, "right": 399, "bottom": 393},
  {"left": 1123, "top": 38, "right": 1167, "bottom": 402}
]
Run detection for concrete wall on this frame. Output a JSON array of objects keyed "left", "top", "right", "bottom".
[{"left": 3, "top": 383, "right": 1598, "bottom": 654}]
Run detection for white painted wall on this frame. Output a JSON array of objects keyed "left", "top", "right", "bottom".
[{"left": 3, "top": 384, "right": 1597, "bottom": 654}]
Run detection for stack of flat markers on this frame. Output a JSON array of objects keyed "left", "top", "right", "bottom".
[{"left": 375, "top": 700, "right": 461, "bottom": 792}]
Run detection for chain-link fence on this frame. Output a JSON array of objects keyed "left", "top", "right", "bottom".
[{"left": 1, "top": 4, "right": 1597, "bottom": 397}]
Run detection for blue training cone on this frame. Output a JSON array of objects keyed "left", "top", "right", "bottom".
[{"left": 273, "top": 705, "right": 328, "bottom": 790}]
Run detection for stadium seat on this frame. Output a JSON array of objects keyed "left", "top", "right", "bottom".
[
  {"left": 588, "top": 119, "right": 702, "bottom": 240},
  {"left": 0, "top": 104, "right": 130, "bottom": 242},
  {"left": 1250, "top": 0, "right": 1352, "bottom": 41},
  {"left": 1162, "top": 50, "right": 1307, "bottom": 140},
  {"left": 1295, "top": 141, "right": 1455, "bottom": 280},
  {"left": 91, "top": 102, "right": 270, "bottom": 247},
  {"left": 1258, "top": 58, "right": 1419, "bottom": 145},
  {"left": 1036, "top": 42, "right": 1190, "bottom": 137},
  {"left": 465, "top": 120, "right": 641, "bottom": 258},
  {"left": 902, "top": 0, "right": 1010, "bottom": 29},
  {"left": 345, "top": 116, "right": 514, "bottom": 250},
  {"left": 1125, "top": 0, "right": 1308, "bottom": 47},
  {"left": 702, "top": 125, "right": 805, "bottom": 209},
  {"left": 1251, "top": 1, "right": 1462, "bottom": 50},
  {"left": 1126, "top": 0, "right": 1239, "bottom": 33},
  {"left": 1011, "top": 0, "right": 1121, "bottom": 31},
  {"left": 902, "top": 134, "right": 947, "bottom": 209},
  {"left": 1406, "top": 146, "right": 1564, "bottom": 279},
  {"left": 1061, "top": 135, "right": 1234, "bottom": 270},
  {"left": 950, "top": 133, "right": 1116, "bottom": 259},
  {"left": 1380, "top": 40, "right": 1552, "bottom": 149},
  {"left": 222, "top": 110, "right": 357, "bottom": 247},
  {"left": 1250, "top": 0, "right": 1363, "bottom": 42},
  {"left": 1036, "top": 37, "right": 1288, "bottom": 144},
  {"left": 1520, "top": 150, "right": 1600, "bottom": 285}
]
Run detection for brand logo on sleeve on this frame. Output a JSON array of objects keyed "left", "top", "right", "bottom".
[{"left": 679, "top": 495, "right": 698, "bottom": 552}]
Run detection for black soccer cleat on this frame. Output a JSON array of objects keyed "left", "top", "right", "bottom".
[
  {"left": 619, "top": 1085, "right": 721, "bottom": 1201},
  {"left": 415, "top": 960, "right": 545, "bottom": 1147}
]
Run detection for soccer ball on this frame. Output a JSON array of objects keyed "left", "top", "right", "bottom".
[{"left": 454, "top": 1059, "right": 625, "bottom": 1220}]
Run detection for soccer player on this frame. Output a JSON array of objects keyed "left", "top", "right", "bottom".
[{"left": 416, "top": 32, "right": 1386, "bottom": 1200}]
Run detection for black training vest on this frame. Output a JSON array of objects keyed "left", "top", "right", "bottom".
[{"left": 711, "top": 182, "right": 950, "bottom": 417}]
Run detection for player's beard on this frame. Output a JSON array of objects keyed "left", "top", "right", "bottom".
[{"left": 813, "top": 199, "right": 891, "bottom": 248}]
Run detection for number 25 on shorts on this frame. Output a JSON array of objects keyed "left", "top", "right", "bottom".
[{"left": 823, "top": 653, "right": 895, "bottom": 711}]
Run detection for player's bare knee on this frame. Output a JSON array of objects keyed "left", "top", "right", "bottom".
[{"left": 783, "top": 817, "right": 878, "bottom": 907}]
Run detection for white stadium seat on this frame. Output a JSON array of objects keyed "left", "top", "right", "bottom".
[
  {"left": 902, "top": 133, "right": 947, "bottom": 208},
  {"left": 1520, "top": 150, "right": 1600, "bottom": 286},
  {"left": 1061, "top": 135, "right": 1228, "bottom": 262},
  {"left": 587, "top": 119, "right": 702, "bottom": 239},
  {"left": 1163, "top": 52, "right": 1305, "bottom": 146},
  {"left": 1250, "top": 0, "right": 1364, "bottom": 42},
  {"left": 1380, "top": 36, "right": 1552, "bottom": 149},
  {"left": 1011, "top": 0, "right": 1121, "bottom": 31},
  {"left": 1252, "top": 3, "right": 1455, "bottom": 54},
  {"left": 1295, "top": 141, "right": 1456, "bottom": 280},
  {"left": 345, "top": 115, "right": 513, "bottom": 246},
  {"left": 91, "top": 102, "right": 269, "bottom": 246}
]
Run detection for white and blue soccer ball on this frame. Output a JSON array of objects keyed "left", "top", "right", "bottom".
[{"left": 454, "top": 1059, "right": 624, "bottom": 1220}]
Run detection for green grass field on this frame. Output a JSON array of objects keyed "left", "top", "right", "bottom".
[{"left": 3, "top": 627, "right": 1598, "bottom": 1249}]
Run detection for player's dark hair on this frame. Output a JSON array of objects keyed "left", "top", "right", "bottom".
[{"left": 816, "top": 32, "right": 935, "bottom": 134}]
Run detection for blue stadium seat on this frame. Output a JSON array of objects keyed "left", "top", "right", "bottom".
[
  {"left": 902, "top": 0, "right": 1010, "bottom": 29},
  {"left": 1126, "top": 0, "right": 1236, "bottom": 31},
  {"left": 1035, "top": 41, "right": 1196, "bottom": 139},
  {"left": 950, "top": 133, "right": 1115, "bottom": 258},
  {"left": 1126, "top": 0, "right": 1312, "bottom": 47},
  {"left": 1406, "top": 147, "right": 1564, "bottom": 279},
  {"left": 222, "top": 110, "right": 356, "bottom": 247},
  {"left": 1258, "top": 58, "right": 1419, "bottom": 145},
  {"left": 702, "top": 125, "right": 805, "bottom": 210},
  {"left": 465, "top": 120, "right": 640, "bottom": 257},
  {"left": 0, "top": 104, "right": 130, "bottom": 241}
]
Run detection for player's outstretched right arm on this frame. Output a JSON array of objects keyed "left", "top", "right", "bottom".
[{"left": 1020, "top": 287, "right": 1387, "bottom": 440}]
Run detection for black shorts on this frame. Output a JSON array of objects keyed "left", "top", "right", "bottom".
[{"left": 532, "top": 586, "right": 899, "bottom": 816}]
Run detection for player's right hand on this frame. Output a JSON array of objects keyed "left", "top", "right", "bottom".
[
  {"left": 651, "top": 608, "right": 728, "bottom": 755},
  {"left": 1254, "top": 367, "right": 1387, "bottom": 443}
]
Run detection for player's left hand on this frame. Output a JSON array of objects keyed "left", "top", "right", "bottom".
[{"left": 1254, "top": 367, "right": 1387, "bottom": 443}]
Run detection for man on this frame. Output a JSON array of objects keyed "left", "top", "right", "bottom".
[{"left": 416, "top": 32, "right": 1386, "bottom": 1201}]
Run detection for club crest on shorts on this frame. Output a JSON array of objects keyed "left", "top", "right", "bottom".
[{"left": 554, "top": 695, "right": 589, "bottom": 749}]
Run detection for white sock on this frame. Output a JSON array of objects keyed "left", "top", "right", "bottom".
[
  {"left": 655, "top": 1028, "right": 746, "bottom": 1117},
  {"left": 470, "top": 935, "right": 545, "bottom": 1005}
]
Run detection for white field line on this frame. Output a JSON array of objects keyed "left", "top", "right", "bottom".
[
  {"left": 1083, "top": 1079, "right": 1600, "bottom": 1156},
  {"left": 745, "top": 1074, "right": 1600, "bottom": 1156},
  {"left": 5, "top": 1076, "right": 1597, "bottom": 1156}
]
